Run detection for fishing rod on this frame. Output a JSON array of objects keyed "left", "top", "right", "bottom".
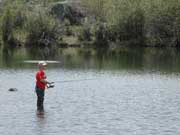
[
  {"left": 46, "top": 78, "right": 96, "bottom": 88},
  {"left": 54, "top": 78, "right": 97, "bottom": 83},
  {"left": 23, "top": 60, "right": 61, "bottom": 64}
]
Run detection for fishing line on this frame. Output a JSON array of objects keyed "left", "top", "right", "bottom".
[{"left": 54, "top": 78, "right": 97, "bottom": 83}]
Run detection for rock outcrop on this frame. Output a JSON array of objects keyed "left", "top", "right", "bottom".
[{"left": 50, "top": 2, "right": 84, "bottom": 25}]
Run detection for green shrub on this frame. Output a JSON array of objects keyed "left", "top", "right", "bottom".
[
  {"left": 81, "top": 0, "right": 180, "bottom": 46},
  {"left": 25, "top": 12, "right": 59, "bottom": 48},
  {"left": 1, "top": 10, "right": 13, "bottom": 43},
  {"left": 94, "top": 23, "right": 109, "bottom": 47},
  {"left": 24, "top": 12, "right": 61, "bottom": 58}
]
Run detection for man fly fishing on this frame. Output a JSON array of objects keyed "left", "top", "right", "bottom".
[{"left": 35, "top": 61, "right": 54, "bottom": 113}]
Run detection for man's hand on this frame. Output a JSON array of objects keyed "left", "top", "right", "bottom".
[{"left": 47, "top": 82, "right": 55, "bottom": 89}]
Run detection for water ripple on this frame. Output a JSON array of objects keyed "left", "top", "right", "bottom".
[{"left": 0, "top": 70, "right": 180, "bottom": 135}]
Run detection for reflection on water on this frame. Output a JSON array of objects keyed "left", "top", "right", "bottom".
[
  {"left": 1, "top": 47, "right": 180, "bottom": 72},
  {"left": 27, "top": 47, "right": 58, "bottom": 60},
  {"left": 0, "top": 47, "right": 180, "bottom": 135},
  {"left": 35, "top": 113, "right": 47, "bottom": 133},
  {"left": 1, "top": 46, "right": 15, "bottom": 67}
]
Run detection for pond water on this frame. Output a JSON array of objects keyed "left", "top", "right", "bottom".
[{"left": 0, "top": 47, "right": 180, "bottom": 135}]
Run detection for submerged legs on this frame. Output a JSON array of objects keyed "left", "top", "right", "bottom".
[{"left": 35, "top": 87, "right": 45, "bottom": 112}]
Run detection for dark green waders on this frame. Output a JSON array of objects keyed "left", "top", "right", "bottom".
[{"left": 35, "top": 86, "right": 45, "bottom": 112}]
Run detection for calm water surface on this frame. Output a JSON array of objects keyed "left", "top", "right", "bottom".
[{"left": 0, "top": 48, "right": 180, "bottom": 135}]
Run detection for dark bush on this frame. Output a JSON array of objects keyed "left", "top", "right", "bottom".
[
  {"left": 25, "top": 13, "right": 59, "bottom": 49},
  {"left": 25, "top": 13, "right": 61, "bottom": 57},
  {"left": 94, "top": 23, "right": 109, "bottom": 47}
]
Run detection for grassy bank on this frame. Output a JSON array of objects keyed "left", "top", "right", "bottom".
[{"left": 1, "top": 0, "right": 180, "bottom": 52}]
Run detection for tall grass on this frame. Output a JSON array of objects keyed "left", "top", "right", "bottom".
[
  {"left": 25, "top": 12, "right": 59, "bottom": 48},
  {"left": 0, "top": 0, "right": 62, "bottom": 49},
  {"left": 0, "top": 0, "right": 63, "bottom": 59},
  {"left": 0, "top": 0, "right": 28, "bottom": 45},
  {"left": 81, "top": 0, "right": 180, "bottom": 46}
]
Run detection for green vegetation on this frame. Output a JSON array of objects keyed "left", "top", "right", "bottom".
[
  {"left": 0, "top": 0, "right": 64, "bottom": 52},
  {"left": 0, "top": 0, "right": 180, "bottom": 54},
  {"left": 81, "top": 0, "right": 180, "bottom": 46}
]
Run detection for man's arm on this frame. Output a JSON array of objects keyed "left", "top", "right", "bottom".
[{"left": 40, "top": 78, "right": 51, "bottom": 84}]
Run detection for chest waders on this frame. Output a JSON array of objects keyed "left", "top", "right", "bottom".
[{"left": 35, "top": 86, "right": 45, "bottom": 111}]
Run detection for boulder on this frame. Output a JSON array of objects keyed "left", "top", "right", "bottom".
[
  {"left": 8, "top": 88, "right": 18, "bottom": 92},
  {"left": 50, "top": 3, "right": 84, "bottom": 25}
]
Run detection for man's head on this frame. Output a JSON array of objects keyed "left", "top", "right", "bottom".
[{"left": 38, "top": 61, "right": 47, "bottom": 69}]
